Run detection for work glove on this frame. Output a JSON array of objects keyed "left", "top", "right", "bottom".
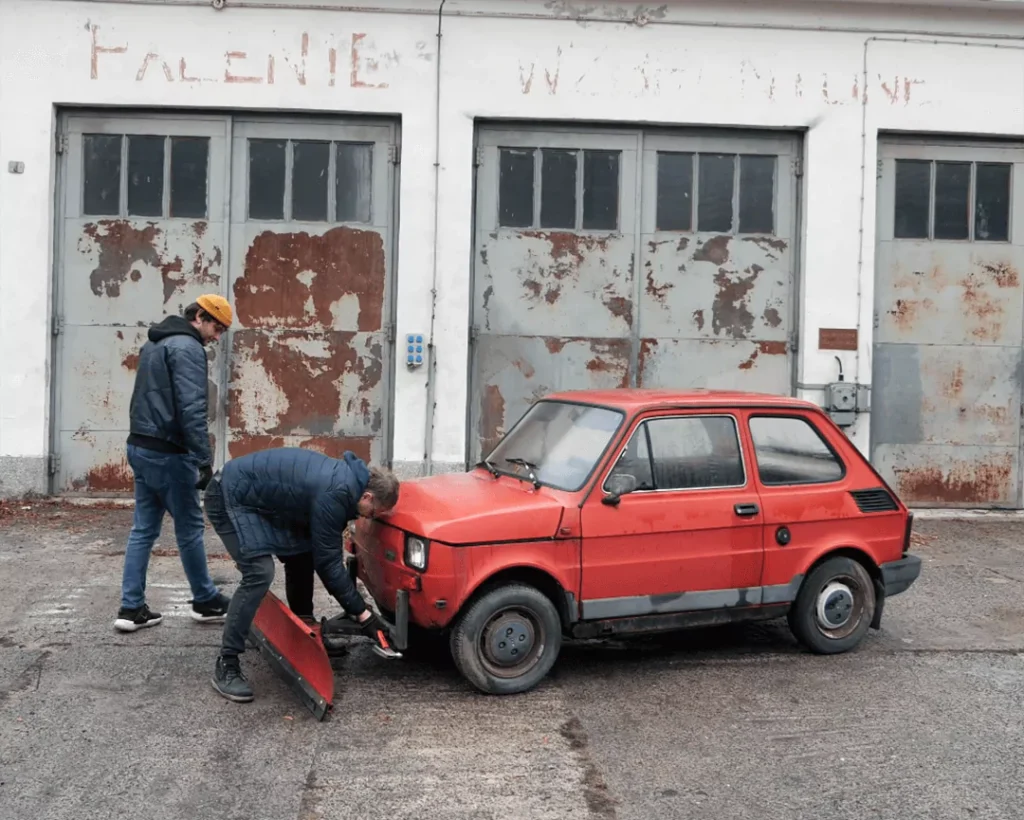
[
  {"left": 195, "top": 464, "right": 213, "bottom": 491},
  {"left": 358, "top": 611, "right": 402, "bottom": 659}
]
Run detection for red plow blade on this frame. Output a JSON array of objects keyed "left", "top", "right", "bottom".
[{"left": 248, "top": 591, "right": 334, "bottom": 721}]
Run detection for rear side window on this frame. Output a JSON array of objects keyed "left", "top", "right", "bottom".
[
  {"left": 748, "top": 416, "right": 845, "bottom": 485},
  {"left": 606, "top": 415, "right": 746, "bottom": 491}
]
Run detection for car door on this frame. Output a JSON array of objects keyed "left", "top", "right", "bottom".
[
  {"left": 742, "top": 411, "right": 850, "bottom": 598},
  {"left": 578, "top": 410, "right": 765, "bottom": 620}
]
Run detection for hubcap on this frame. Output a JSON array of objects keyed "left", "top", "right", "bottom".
[
  {"left": 478, "top": 608, "right": 544, "bottom": 679},
  {"left": 816, "top": 582, "right": 855, "bottom": 630}
]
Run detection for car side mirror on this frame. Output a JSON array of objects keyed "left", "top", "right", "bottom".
[{"left": 602, "top": 473, "right": 637, "bottom": 505}]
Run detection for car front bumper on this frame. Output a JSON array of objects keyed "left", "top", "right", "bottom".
[{"left": 879, "top": 554, "right": 922, "bottom": 597}]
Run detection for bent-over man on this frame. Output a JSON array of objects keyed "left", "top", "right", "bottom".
[{"left": 203, "top": 446, "right": 400, "bottom": 703}]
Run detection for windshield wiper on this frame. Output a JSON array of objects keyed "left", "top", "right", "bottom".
[
  {"left": 477, "top": 458, "right": 499, "bottom": 478},
  {"left": 504, "top": 457, "right": 541, "bottom": 489}
]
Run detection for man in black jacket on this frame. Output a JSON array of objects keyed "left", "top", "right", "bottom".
[
  {"left": 203, "top": 446, "right": 400, "bottom": 704},
  {"left": 114, "top": 295, "right": 234, "bottom": 633}
]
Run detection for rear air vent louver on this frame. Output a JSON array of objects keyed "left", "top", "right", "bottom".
[{"left": 850, "top": 488, "right": 899, "bottom": 513}]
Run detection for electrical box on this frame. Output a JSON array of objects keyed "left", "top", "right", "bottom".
[
  {"left": 405, "top": 334, "right": 425, "bottom": 369},
  {"left": 824, "top": 381, "right": 858, "bottom": 427}
]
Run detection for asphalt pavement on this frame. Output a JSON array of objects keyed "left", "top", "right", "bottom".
[{"left": 1, "top": 502, "right": 1022, "bottom": 820}]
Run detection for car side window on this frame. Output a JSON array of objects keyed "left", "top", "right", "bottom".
[
  {"left": 607, "top": 424, "right": 655, "bottom": 490},
  {"left": 748, "top": 415, "right": 845, "bottom": 485},
  {"left": 607, "top": 415, "right": 745, "bottom": 492}
]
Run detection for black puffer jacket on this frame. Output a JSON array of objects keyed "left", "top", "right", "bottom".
[
  {"left": 218, "top": 447, "right": 370, "bottom": 616},
  {"left": 127, "top": 316, "right": 212, "bottom": 467}
]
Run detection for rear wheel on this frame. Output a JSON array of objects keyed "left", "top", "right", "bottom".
[
  {"left": 788, "top": 556, "right": 876, "bottom": 654},
  {"left": 450, "top": 584, "right": 562, "bottom": 695}
]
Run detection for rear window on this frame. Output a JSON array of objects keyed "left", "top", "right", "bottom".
[{"left": 748, "top": 415, "right": 845, "bottom": 485}]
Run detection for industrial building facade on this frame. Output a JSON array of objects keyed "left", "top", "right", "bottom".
[{"left": 2, "top": 0, "right": 1024, "bottom": 508}]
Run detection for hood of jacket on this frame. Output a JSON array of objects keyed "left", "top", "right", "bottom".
[{"left": 148, "top": 315, "right": 203, "bottom": 344}]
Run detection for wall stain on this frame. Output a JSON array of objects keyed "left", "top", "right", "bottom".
[
  {"left": 480, "top": 384, "right": 507, "bottom": 456},
  {"left": 693, "top": 235, "right": 730, "bottom": 266},
  {"left": 895, "top": 455, "right": 1012, "bottom": 504},
  {"left": 712, "top": 265, "right": 761, "bottom": 339}
]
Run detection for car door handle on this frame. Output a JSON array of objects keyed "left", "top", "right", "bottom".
[{"left": 734, "top": 503, "right": 759, "bottom": 517}]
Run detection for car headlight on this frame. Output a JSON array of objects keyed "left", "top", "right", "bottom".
[{"left": 404, "top": 535, "right": 429, "bottom": 571}]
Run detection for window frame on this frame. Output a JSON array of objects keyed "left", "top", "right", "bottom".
[
  {"left": 600, "top": 411, "right": 749, "bottom": 496},
  {"left": 245, "top": 137, "right": 374, "bottom": 225},
  {"left": 746, "top": 412, "right": 848, "bottom": 488}
]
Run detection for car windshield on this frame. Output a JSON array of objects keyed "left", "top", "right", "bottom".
[{"left": 485, "top": 401, "right": 624, "bottom": 491}]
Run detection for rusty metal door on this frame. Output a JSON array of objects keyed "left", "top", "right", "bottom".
[
  {"left": 54, "top": 114, "right": 230, "bottom": 495},
  {"left": 873, "top": 138, "right": 1024, "bottom": 508},
  {"left": 469, "top": 127, "right": 640, "bottom": 461},
  {"left": 637, "top": 131, "right": 798, "bottom": 389},
  {"left": 226, "top": 119, "right": 396, "bottom": 465},
  {"left": 468, "top": 125, "right": 799, "bottom": 464}
]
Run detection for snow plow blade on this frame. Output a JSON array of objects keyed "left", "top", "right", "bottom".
[{"left": 249, "top": 591, "right": 334, "bottom": 721}]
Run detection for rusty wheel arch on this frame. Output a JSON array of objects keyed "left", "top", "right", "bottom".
[{"left": 456, "top": 564, "right": 573, "bottom": 632}]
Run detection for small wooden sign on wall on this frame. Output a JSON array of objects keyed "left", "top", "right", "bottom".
[{"left": 818, "top": 328, "right": 858, "bottom": 351}]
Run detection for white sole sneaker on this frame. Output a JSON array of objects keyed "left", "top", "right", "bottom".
[
  {"left": 113, "top": 615, "right": 163, "bottom": 633},
  {"left": 189, "top": 610, "right": 227, "bottom": 624}
]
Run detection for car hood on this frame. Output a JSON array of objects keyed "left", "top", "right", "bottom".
[{"left": 375, "top": 470, "right": 568, "bottom": 545}]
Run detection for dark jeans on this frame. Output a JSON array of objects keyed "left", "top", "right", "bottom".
[
  {"left": 120, "top": 444, "right": 219, "bottom": 609},
  {"left": 204, "top": 477, "right": 274, "bottom": 658},
  {"left": 281, "top": 552, "right": 315, "bottom": 621}
]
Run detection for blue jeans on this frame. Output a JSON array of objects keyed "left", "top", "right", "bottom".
[{"left": 120, "top": 444, "right": 220, "bottom": 609}]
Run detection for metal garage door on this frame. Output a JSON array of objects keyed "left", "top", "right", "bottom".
[
  {"left": 52, "top": 112, "right": 397, "bottom": 496},
  {"left": 872, "top": 139, "right": 1024, "bottom": 508},
  {"left": 469, "top": 125, "right": 799, "bottom": 463}
]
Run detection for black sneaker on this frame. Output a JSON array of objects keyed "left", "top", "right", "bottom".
[
  {"left": 211, "top": 655, "right": 254, "bottom": 703},
  {"left": 191, "top": 591, "right": 231, "bottom": 623},
  {"left": 114, "top": 604, "right": 163, "bottom": 633}
]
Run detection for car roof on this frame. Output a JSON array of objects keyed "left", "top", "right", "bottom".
[{"left": 542, "top": 388, "right": 822, "bottom": 413}]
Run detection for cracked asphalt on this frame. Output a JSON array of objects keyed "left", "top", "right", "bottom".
[{"left": 1, "top": 503, "right": 1023, "bottom": 820}]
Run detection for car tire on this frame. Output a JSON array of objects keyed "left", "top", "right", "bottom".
[
  {"left": 788, "top": 556, "right": 876, "bottom": 655},
  {"left": 450, "top": 584, "right": 562, "bottom": 695}
]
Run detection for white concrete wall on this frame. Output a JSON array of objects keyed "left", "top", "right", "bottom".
[{"left": 3, "top": 0, "right": 1024, "bottom": 494}]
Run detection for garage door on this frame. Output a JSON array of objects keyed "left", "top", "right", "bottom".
[
  {"left": 52, "top": 112, "right": 397, "bottom": 496},
  {"left": 469, "top": 125, "right": 799, "bottom": 463},
  {"left": 872, "top": 139, "right": 1024, "bottom": 508}
]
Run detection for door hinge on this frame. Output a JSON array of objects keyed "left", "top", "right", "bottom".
[
  {"left": 876, "top": 157, "right": 883, "bottom": 179},
  {"left": 792, "top": 156, "right": 803, "bottom": 178},
  {"left": 469, "top": 324, "right": 480, "bottom": 342},
  {"left": 55, "top": 133, "right": 69, "bottom": 155},
  {"left": 388, "top": 144, "right": 400, "bottom": 165},
  {"left": 51, "top": 314, "right": 64, "bottom": 337},
  {"left": 384, "top": 322, "right": 395, "bottom": 344},
  {"left": 787, "top": 330, "right": 798, "bottom": 353},
  {"left": 474, "top": 146, "right": 484, "bottom": 167},
  {"left": 47, "top": 453, "right": 61, "bottom": 477}
]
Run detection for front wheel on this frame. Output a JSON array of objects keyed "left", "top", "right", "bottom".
[
  {"left": 450, "top": 584, "right": 562, "bottom": 695},
  {"left": 788, "top": 556, "right": 876, "bottom": 654}
]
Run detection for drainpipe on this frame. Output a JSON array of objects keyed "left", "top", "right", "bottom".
[{"left": 422, "top": 0, "right": 446, "bottom": 476}]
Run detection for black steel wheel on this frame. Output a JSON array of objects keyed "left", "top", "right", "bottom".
[
  {"left": 450, "top": 584, "right": 562, "bottom": 695},
  {"left": 788, "top": 556, "right": 877, "bottom": 654}
]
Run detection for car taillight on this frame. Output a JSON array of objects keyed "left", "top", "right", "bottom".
[{"left": 902, "top": 511, "right": 914, "bottom": 555}]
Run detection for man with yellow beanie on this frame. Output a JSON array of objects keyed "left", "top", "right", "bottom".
[{"left": 114, "top": 295, "right": 235, "bottom": 634}]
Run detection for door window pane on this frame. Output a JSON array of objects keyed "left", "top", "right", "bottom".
[
  {"left": 697, "top": 154, "right": 734, "bottom": 233},
  {"left": 498, "top": 148, "right": 534, "bottom": 228},
  {"left": 583, "top": 150, "right": 619, "bottom": 230},
  {"left": 656, "top": 151, "right": 693, "bottom": 231},
  {"left": 248, "top": 139, "right": 286, "bottom": 220},
  {"left": 606, "top": 425, "right": 654, "bottom": 491},
  {"left": 170, "top": 137, "right": 209, "bottom": 219},
  {"left": 738, "top": 155, "right": 775, "bottom": 234},
  {"left": 336, "top": 142, "right": 372, "bottom": 223},
  {"left": 83, "top": 134, "right": 123, "bottom": 216},
  {"left": 127, "top": 135, "right": 164, "bottom": 217},
  {"left": 893, "top": 159, "right": 930, "bottom": 239},
  {"left": 975, "top": 162, "right": 1011, "bottom": 242},
  {"left": 292, "top": 140, "right": 330, "bottom": 222},
  {"left": 933, "top": 161, "right": 970, "bottom": 240},
  {"left": 748, "top": 416, "right": 844, "bottom": 485},
  {"left": 540, "top": 149, "right": 577, "bottom": 229},
  {"left": 645, "top": 416, "right": 745, "bottom": 490}
]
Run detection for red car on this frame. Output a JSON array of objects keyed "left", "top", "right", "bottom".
[{"left": 350, "top": 389, "right": 921, "bottom": 695}]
